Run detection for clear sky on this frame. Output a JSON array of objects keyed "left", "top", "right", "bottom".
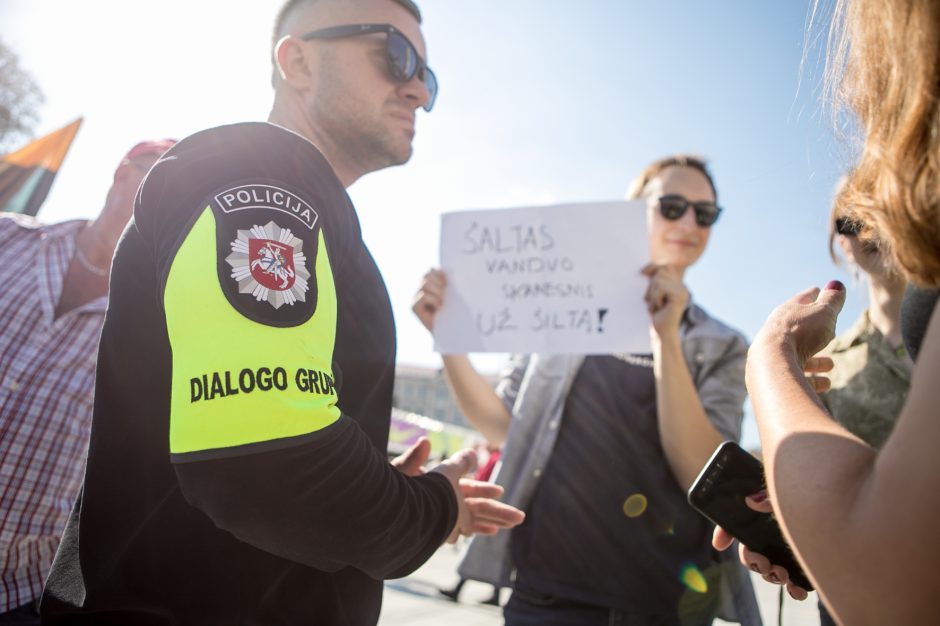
[{"left": 2, "top": 1, "right": 861, "bottom": 447}]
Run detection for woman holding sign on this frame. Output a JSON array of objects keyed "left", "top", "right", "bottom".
[{"left": 413, "top": 155, "right": 760, "bottom": 626}]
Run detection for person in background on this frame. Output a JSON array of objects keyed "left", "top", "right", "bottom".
[
  {"left": 819, "top": 192, "right": 912, "bottom": 450},
  {"left": 414, "top": 155, "right": 761, "bottom": 626},
  {"left": 813, "top": 190, "right": 912, "bottom": 626},
  {"left": 440, "top": 442, "right": 503, "bottom": 606},
  {"left": 0, "top": 138, "right": 175, "bottom": 625},
  {"left": 715, "top": 1, "right": 940, "bottom": 623},
  {"left": 39, "top": 1, "right": 522, "bottom": 624}
]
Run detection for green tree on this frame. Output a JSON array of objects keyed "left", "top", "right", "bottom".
[{"left": 0, "top": 37, "right": 44, "bottom": 153}]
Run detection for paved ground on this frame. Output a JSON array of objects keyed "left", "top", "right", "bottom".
[{"left": 379, "top": 544, "right": 822, "bottom": 626}]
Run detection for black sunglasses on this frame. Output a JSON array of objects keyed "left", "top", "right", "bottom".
[
  {"left": 835, "top": 216, "right": 862, "bottom": 236},
  {"left": 300, "top": 23, "right": 438, "bottom": 112},
  {"left": 658, "top": 194, "right": 722, "bottom": 227}
]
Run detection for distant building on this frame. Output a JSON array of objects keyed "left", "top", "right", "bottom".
[
  {"left": 388, "top": 407, "right": 479, "bottom": 458},
  {"left": 393, "top": 364, "right": 499, "bottom": 430}
]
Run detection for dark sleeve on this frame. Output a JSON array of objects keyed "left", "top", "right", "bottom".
[
  {"left": 175, "top": 416, "right": 457, "bottom": 579},
  {"left": 136, "top": 124, "right": 457, "bottom": 579},
  {"left": 901, "top": 285, "right": 940, "bottom": 362}
]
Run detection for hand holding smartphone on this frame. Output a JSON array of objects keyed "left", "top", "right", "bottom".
[{"left": 687, "top": 441, "right": 814, "bottom": 591}]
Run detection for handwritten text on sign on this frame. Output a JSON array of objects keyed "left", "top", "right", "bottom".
[{"left": 434, "top": 201, "right": 651, "bottom": 354}]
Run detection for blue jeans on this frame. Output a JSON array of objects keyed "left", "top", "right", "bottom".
[{"left": 504, "top": 589, "right": 713, "bottom": 626}]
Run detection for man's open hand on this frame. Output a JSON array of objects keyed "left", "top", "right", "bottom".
[{"left": 431, "top": 448, "right": 525, "bottom": 542}]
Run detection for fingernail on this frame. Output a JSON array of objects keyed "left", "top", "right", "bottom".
[
  {"left": 825, "top": 280, "right": 845, "bottom": 292},
  {"left": 747, "top": 490, "right": 768, "bottom": 503},
  {"left": 768, "top": 573, "right": 781, "bottom": 584}
]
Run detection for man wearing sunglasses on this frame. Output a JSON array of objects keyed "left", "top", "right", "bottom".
[{"left": 40, "top": 1, "right": 522, "bottom": 625}]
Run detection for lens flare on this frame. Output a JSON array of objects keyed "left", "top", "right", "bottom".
[
  {"left": 622, "top": 493, "right": 648, "bottom": 518},
  {"left": 679, "top": 564, "right": 708, "bottom": 594}
]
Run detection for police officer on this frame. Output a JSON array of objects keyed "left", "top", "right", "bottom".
[{"left": 40, "top": 1, "right": 522, "bottom": 624}]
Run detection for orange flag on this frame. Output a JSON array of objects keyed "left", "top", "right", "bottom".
[{"left": 0, "top": 118, "right": 82, "bottom": 217}]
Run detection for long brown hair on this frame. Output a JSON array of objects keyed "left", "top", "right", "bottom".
[{"left": 827, "top": 0, "right": 940, "bottom": 287}]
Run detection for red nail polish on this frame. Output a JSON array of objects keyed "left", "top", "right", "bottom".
[{"left": 825, "top": 280, "right": 845, "bottom": 292}]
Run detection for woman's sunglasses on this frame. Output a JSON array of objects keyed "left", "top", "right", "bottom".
[
  {"left": 835, "top": 216, "right": 862, "bottom": 236},
  {"left": 300, "top": 23, "right": 438, "bottom": 112},
  {"left": 658, "top": 194, "right": 722, "bottom": 227}
]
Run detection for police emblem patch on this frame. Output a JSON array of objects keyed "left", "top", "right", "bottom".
[{"left": 226, "top": 221, "right": 310, "bottom": 309}]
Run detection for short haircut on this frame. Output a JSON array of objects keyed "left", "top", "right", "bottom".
[
  {"left": 272, "top": 0, "right": 422, "bottom": 53},
  {"left": 625, "top": 154, "right": 718, "bottom": 201}
]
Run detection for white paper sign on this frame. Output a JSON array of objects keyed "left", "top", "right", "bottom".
[{"left": 434, "top": 201, "right": 651, "bottom": 354}]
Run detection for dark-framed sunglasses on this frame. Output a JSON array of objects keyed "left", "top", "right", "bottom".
[
  {"left": 300, "top": 23, "right": 438, "bottom": 112},
  {"left": 835, "top": 216, "right": 862, "bottom": 236},
  {"left": 658, "top": 194, "right": 722, "bottom": 227}
]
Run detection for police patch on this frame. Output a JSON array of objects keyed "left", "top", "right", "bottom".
[
  {"left": 226, "top": 221, "right": 310, "bottom": 309},
  {"left": 215, "top": 184, "right": 318, "bottom": 230}
]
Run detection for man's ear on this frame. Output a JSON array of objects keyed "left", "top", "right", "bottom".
[{"left": 274, "top": 35, "right": 317, "bottom": 88}]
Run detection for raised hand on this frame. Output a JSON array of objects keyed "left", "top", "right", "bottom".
[
  {"left": 753, "top": 282, "right": 847, "bottom": 365},
  {"left": 412, "top": 269, "right": 447, "bottom": 332},
  {"left": 642, "top": 263, "right": 689, "bottom": 337}
]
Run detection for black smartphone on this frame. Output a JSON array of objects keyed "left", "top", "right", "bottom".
[{"left": 688, "top": 441, "right": 814, "bottom": 591}]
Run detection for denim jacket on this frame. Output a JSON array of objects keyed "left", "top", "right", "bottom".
[{"left": 458, "top": 303, "right": 761, "bottom": 625}]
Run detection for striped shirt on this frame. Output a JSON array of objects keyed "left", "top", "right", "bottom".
[{"left": 0, "top": 213, "right": 105, "bottom": 611}]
